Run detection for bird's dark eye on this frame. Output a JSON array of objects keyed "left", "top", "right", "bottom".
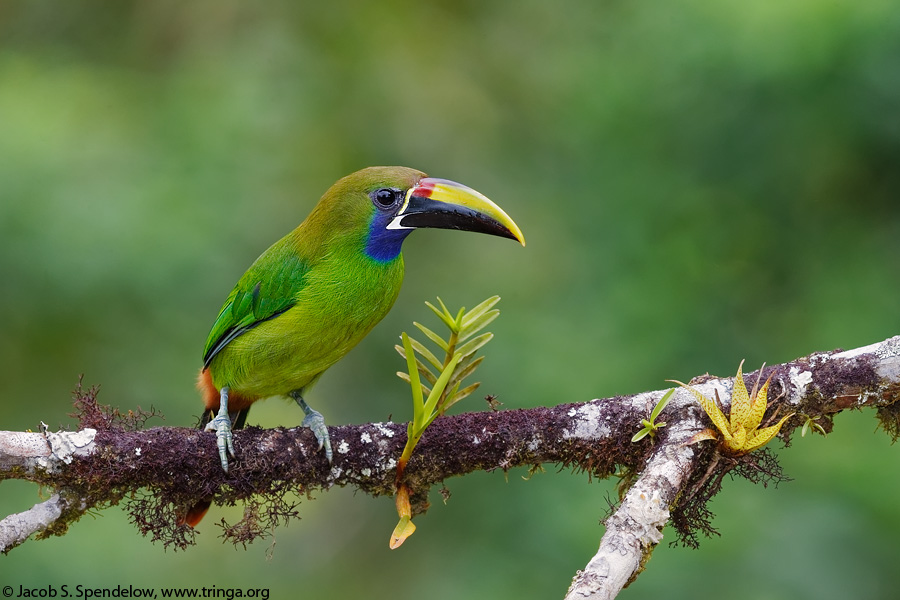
[{"left": 371, "top": 188, "right": 402, "bottom": 210}]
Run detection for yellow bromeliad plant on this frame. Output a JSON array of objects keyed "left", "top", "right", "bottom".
[{"left": 671, "top": 360, "right": 793, "bottom": 455}]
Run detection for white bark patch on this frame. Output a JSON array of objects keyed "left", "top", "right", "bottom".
[
  {"left": 563, "top": 403, "right": 611, "bottom": 440},
  {"left": 0, "top": 431, "right": 51, "bottom": 459},
  {"left": 834, "top": 338, "right": 889, "bottom": 360},
  {"left": 0, "top": 494, "right": 65, "bottom": 553},
  {"left": 360, "top": 432, "right": 372, "bottom": 444},
  {"left": 337, "top": 440, "right": 351, "bottom": 455},
  {"left": 831, "top": 336, "right": 900, "bottom": 397},
  {"left": 788, "top": 366, "right": 813, "bottom": 404},
  {"left": 374, "top": 422, "right": 395, "bottom": 437},
  {"left": 620, "top": 488, "right": 668, "bottom": 546},
  {"left": 629, "top": 391, "right": 658, "bottom": 412},
  {"left": 872, "top": 336, "right": 900, "bottom": 379},
  {"left": 42, "top": 427, "right": 97, "bottom": 467}
]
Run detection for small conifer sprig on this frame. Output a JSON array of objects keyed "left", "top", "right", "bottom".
[
  {"left": 390, "top": 296, "right": 500, "bottom": 548},
  {"left": 395, "top": 295, "right": 499, "bottom": 418}
]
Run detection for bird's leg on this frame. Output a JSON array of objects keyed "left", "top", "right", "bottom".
[
  {"left": 289, "top": 390, "right": 333, "bottom": 463},
  {"left": 204, "top": 386, "right": 235, "bottom": 472}
]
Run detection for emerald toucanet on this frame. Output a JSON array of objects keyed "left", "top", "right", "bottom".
[{"left": 186, "top": 166, "right": 524, "bottom": 526}]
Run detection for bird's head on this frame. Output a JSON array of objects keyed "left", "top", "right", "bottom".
[{"left": 306, "top": 166, "right": 525, "bottom": 263}]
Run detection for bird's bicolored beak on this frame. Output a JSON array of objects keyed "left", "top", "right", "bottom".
[{"left": 388, "top": 178, "right": 525, "bottom": 246}]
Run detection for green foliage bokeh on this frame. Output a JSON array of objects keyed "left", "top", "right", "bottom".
[{"left": 1, "top": 1, "right": 899, "bottom": 598}]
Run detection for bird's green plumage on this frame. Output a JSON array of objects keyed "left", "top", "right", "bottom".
[
  {"left": 202, "top": 247, "right": 309, "bottom": 367},
  {"left": 202, "top": 166, "right": 422, "bottom": 404}
]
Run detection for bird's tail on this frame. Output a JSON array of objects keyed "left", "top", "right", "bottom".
[{"left": 180, "top": 499, "right": 213, "bottom": 528}]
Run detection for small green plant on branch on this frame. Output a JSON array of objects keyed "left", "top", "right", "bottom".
[
  {"left": 801, "top": 414, "right": 827, "bottom": 437},
  {"left": 631, "top": 388, "right": 674, "bottom": 443},
  {"left": 390, "top": 295, "right": 500, "bottom": 548}
]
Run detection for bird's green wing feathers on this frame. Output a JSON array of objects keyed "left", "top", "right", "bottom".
[{"left": 202, "top": 249, "right": 309, "bottom": 367}]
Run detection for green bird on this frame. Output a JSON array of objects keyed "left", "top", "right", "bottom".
[{"left": 185, "top": 166, "right": 524, "bottom": 526}]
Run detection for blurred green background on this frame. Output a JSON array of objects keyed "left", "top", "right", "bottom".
[{"left": 2, "top": 0, "right": 899, "bottom": 598}]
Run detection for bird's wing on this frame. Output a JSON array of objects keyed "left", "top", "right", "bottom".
[{"left": 202, "top": 250, "right": 309, "bottom": 367}]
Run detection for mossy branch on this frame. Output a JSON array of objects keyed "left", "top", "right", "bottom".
[{"left": 2, "top": 335, "right": 899, "bottom": 600}]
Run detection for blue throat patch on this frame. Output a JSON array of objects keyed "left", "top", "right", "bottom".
[{"left": 365, "top": 212, "right": 413, "bottom": 262}]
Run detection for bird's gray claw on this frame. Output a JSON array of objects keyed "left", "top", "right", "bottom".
[
  {"left": 301, "top": 409, "right": 333, "bottom": 463},
  {"left": 205, "top": 413, "right": 234, "bottom": 472}
]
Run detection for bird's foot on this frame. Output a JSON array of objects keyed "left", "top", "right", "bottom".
[
  {"left": 206, "top": 413, "right": 235, "bottom": 472},
  {"left": 205, "top": 387, "right": 235, "bottom": 472},
  {"left": 291, "top": 392, "right": 333, "bottom": 463},
  {"left": 301, "top": 408, "right": 333, "bottom": 463}
]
